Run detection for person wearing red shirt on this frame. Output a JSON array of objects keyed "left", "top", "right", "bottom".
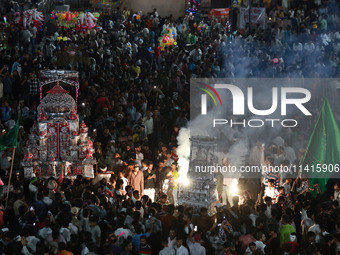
[
  {"left": 282, "top": 233, "right": 299, "bottom": 254},
  {"left": 145, "top": 16, "right": 153, "bottom": 30},
  {"left": 96, "top": 91, "right": 110, "bottom": 109},
  {"left": 153, "top": 42, "right": 161, "bottom": 58}
]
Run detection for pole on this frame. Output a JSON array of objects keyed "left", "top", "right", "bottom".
[
  {"left": 248, "top": 0, "right": 252, "bottom": 36},
  {"left": 5, "top": 148, "right": 16, "bottom": 209},
  {"left": 155, "top": 90, "right": 159, "bottom": 105}
]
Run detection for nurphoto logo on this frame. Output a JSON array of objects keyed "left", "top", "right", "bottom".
[{"left": 194, "top": 79, "right": 313, "bottom": 128}]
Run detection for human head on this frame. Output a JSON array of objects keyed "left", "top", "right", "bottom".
[
  {"left": 169, "top": 228, "right": 176, "bottom": 240},
  {"left": 133, "top": 190, "right": 140, "bottom": 200},
  {"left": 255, "top": 232, "right": 266, "bottom": 242},
  {"left": 200, "top": 207, "right": 208, "bottom": 216},
  {"left": 264, "top": 196, "right": 272, "bottom": 206},
  {"left": 176, "top": 236, "right": 184, "bottom": 248},
  {"left": 268, "top": 179, "right": 275, "bottom": 188},
  {"left": 334, "top": 182, "right": 340, "bottom": 192},
  {"left": 278, "top": 186, "right": 285, "bottom": 195},
  {"left": 140, "top": 235, "right": 148, "bottom": 246},
  {"left": 134, "top": 163, "right": 139, "bottom": 172},
  {"left": 148, "top": 162, "right": 153, "bottom": 170},
  {"left": 249, "top": 242, "right": 256, "bottom": 252}
]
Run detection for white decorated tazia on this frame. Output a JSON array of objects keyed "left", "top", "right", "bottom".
[
  {"left": 178, "top": 136, "right": 219, "bottom": 213},
  {"left": 22, "top": 70, "right": 95, "bottom": 179}
]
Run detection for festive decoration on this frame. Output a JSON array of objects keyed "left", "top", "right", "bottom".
[
  {"left": 77, "top": 12, "right": 98, "bottom": 31},
  {"left": 51, "top": 11, "right": 78, "bottom": 28},
  {"left": 40, "top": 83, "right": 76, "bottom": 113},
  {"left": 197, "top": 21, "right": 209, "bottom": 34},
  {"left": 159, "top": 28, "right": 177, "bottom": 50},
  {"left": 14, "top": 9, "right": 44, "bottom": 28},
  {"left": 22, "top": 70, "right": 95, "bottom": 179},
  {"left": 187, "top": 0, "right": 201, "bottom": 16},
  {"left": 51, "top": 11, "right": 100, "bottom": 31},
  {"left": 187, "top": 12, "right": 195, "bottom": 21},
  {"left": 186, "top": 8, "right": 196, "bottom": 15}
]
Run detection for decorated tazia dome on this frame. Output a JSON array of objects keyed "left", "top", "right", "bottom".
[
  {"left": 22, "top": 70, "right": 95, "bottom": 179},
  {"left": 40, "top": 84, "right": 76, "bottom": 113}
]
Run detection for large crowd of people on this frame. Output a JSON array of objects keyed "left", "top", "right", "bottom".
[{"left": 0, "top": 0, "right": 339, "bottom": 254}]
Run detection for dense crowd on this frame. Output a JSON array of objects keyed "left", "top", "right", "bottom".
[{"left": 0, "top": 0, "right": 339, "bottom": 254}]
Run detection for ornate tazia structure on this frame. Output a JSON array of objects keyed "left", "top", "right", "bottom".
[
  {"left": 178, "top": 136, "right": 218, "bottom": 212},
  {"left": 22, "top": 70, "right": 95, "bottom": 179}
]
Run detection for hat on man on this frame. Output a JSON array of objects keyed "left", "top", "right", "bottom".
[
  {"left": 48, "top": 180, "right": 58, "bottom": 190},
  {"left": 71, "top": 207, "right": 79, "bottom": 215}
]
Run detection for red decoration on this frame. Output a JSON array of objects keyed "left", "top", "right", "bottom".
[
  {"left": 88, "top": 139, "right": 93, "bottom": 148},
  {"left": 24, "top": 151, "right": 33, "bottom": 161},
  {"left": 47, "top": 84, "right": 69, "bottom": 94},
  {"left": 47, "top": 121, "right": 70, "bottom": 160},
  {"left": 69, "top": 110, "right": 77, "bottom": 120},
  {"left": 41, "top": 112, "right": 48, "bottom": 120},
  {"left": 73, "top": 166, "right": 83, "bottom": 175}
]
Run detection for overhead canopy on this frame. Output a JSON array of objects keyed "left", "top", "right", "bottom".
[
  {"left": 209, "top": 8, "right": 230, "bottom": 18},
  {"left": 40, "top": 70, "right": 79, "bottom": 88}
]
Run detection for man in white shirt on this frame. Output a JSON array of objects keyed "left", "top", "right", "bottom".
[
  {"left": 309, "top": 223, "right": 329, "bottom": 243},
  {"left": 189, "top": 46, "right": 202, "bottom": 62},
  {"left": 245, "top": 232, "right": 266, "bottom": 254},
  {"left": 135, "top": 145, "right": 144, "bottom": 167},
  {"left": 174, "top": 236, "right": 188, "bottom": 255},
  {"left": 301, "top": 210, "right": 315, "bottom": 237},
  {"left": 159, "top": 238, "right": 175, "bottom": 255},
  {"left": 308, "top": 223, "right": 321, "bottom": 243},
  {"left": 282, "top": 177, "right": 292, "bottom": 197},
  {"left": 59, "top": 222, "right": 72, "bottom": 242},
  {"left": 22, "top": 27, "right": 32, "bottom": 53},
  {"left": 168, "top": 229, "right": 177, "bottom": 248},
  {"left": 38, "top": 220, "right": 52, "bottom": 239},
  {"left": 186, "top": 230, "right": 206, "bottom": 255},
  {"left": 142, "top": 111, "right": 154, "bottom": 136},
  {"left": 264, "top": 179, "right": 279, "bottom": 203},
  {"left": 118, "top": 171, "right": 128, "bottom": 191}
]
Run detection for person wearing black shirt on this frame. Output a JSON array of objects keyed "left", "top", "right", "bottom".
[
  {"left": 23, "top": 111, "right": 35, "bottom": 134},
  {"left": 98, "top": 127, "right": 113, "bottom": 151},
  {"left": 155, "top": 161, "right": 165, "bottom": 202},
  {"left": 144, "top": 161, "right": 156, "bottom": 202}
]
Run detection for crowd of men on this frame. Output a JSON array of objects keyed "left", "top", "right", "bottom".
[{"left": 0, "top": 0, "right": 339, "bottom": 254}]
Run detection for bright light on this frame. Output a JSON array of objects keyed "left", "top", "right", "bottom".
[
  {"left": 179, "top": 176, "right": 191, "bottom": 186},
  {"left": 178, "top": 158, "right": 189, "bottom": 174},
  {"left": 178, "top": 157, "right": 190, "bottom": 187},
  {"left": 231, "top": 178, "right": 239, "bottom": 196}
]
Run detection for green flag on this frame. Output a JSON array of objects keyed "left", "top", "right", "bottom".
[
  {"left": 301, "top": 96, "right": 340, "bottom": 196},
  {"left": 0, "top": 113, "right": 21, "bottom": 151}
]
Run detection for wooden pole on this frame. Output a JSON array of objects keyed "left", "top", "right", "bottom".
[
  {"left": 5, "top": 147, "right": 16, "bottom": 209},
  {"left": 155, "top": 90, "right": 159, "bottom": 105}
]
